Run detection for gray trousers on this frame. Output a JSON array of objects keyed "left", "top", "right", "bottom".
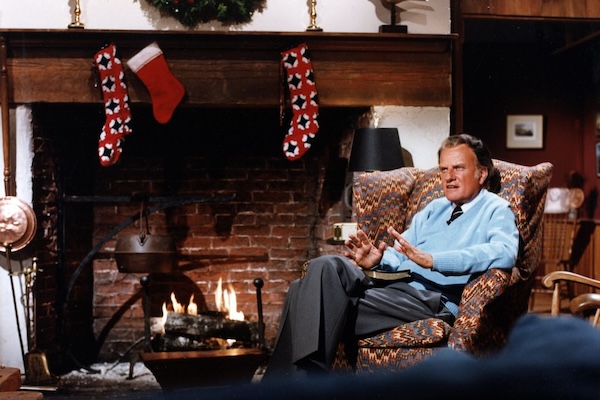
[{"left": 263, "top": 255, "right": 454, "bottom": 381}]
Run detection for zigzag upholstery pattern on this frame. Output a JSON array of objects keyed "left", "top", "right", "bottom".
[
  {"left": 337, "top": 159, "right": 553, "bottom": 371},
  {"left": 353, "top": 168, "right": 421, "bottom": 245},
  {"left": 356, "top": 347, "right": 437, "bottom": 372},
  {"left": 358, "top": 318, "right": 451, "bottom": 347}
]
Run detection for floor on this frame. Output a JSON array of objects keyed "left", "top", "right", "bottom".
[
  {"left": 29, "top": 354, "right": 269, "bottom": 399},
  {"left": 20, "top": 292, "right": 559, "bottom": 399}
]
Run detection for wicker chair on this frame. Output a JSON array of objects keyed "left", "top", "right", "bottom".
[{"left": 332, "top": 159, "right": 553, "bottom": 372}]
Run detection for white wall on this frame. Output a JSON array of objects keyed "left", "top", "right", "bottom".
[
  {"left": 0, "top": 0, "right": 449, "bottom": 34},
  {"left": 0, "top": 0, "right": 451, "bottom": 371}
]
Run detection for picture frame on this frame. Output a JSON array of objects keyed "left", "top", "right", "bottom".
[
  {"left": 596, "top": 142, "right": 600, "bottom": 177},
  {"left": 506, "top": 115, "right": 544, "bottom": 149}
]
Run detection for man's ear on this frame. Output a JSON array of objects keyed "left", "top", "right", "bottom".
[{"left": 479, "top": 167, "right": 489, "bottom": 185}]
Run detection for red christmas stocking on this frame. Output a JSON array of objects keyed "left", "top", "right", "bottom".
[
  {"left": 94, "top": 42, "right": 133, "bottom": 167},
  {"left": 127, "top": 42, "right": 185, "bottom": 124},
  {"left": 280, "top": 43, "right": 319, "bottom": 161}
]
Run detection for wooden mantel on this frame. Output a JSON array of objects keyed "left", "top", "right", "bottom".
[{"left": 0, "top": 30, "right": 455, "bottom": 109}]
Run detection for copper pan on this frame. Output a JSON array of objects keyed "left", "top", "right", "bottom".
[{"left": 0, "top": 196, "right": 37, "bottom": 252}]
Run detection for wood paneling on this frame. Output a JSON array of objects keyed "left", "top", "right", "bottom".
[
  {"left": 572, "top": 220, "right": 600, "bottom": 294},
  {"left": 0, "top": 30, "right": 455, "bottom": 108},
  {"left": 461, "top": 0, "right": 600, "bottom": 19}
]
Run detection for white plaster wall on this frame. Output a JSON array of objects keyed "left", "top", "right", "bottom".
[
  {"left": 373, "top": 106, "right": 449, "bottom": 169},
  {"left": 0, "top": 0, "right": 451, "bottom": 371},
  {"left": 0, "top": 0, "right": 450, "bottom": 34}
]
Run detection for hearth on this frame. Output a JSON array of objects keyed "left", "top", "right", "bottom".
[
  {"left": 138, "top": 277, "right": 267, "bottom": 389},
  {"left": 140, "top": 349, "right": 265, "bottom": 390}
]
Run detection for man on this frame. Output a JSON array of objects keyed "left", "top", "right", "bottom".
[{"left": 263, "top": 134, "right": 519, "bottom": 380}]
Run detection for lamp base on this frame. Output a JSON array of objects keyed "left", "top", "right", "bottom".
[{"left": 379, "top": 25, "right": 408, "bottom": 33}]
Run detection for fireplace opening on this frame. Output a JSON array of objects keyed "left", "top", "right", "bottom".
[{"left": 29, "top": 103, "right": 366, "bottom": 373}]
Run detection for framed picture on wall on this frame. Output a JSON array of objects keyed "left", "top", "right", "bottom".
[{"left": 506, "top": 115, "right": 544, "bottom": 149}]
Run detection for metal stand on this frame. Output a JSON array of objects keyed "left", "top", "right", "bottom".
[
  {"left": 140, "top": 275, "right": 152, "bottom": 352},
  {"left": 379, "top": 1, "right": 408, "bottom": 33},
  {"left": 253, "top": 278, "right": 265, "bottom": 350},
  {"left": 4, "top": 244, "right": 26, "bottom": 368}
]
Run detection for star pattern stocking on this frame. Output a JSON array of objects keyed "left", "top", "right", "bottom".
[
  {"left": 93, "top": 43, "right": 133, "bottom": 167},
  {"left": 280, "top": 43, "right": 319, "bottom": 161}
]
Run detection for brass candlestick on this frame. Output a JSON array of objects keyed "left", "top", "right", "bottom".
[
  {"left": 306, "top": 0, "right": 322, "bottom": 32},
  {"left": 68, "top": 0, "right": 85, "bottom": 29}
]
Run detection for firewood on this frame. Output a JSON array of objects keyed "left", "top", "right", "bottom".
[{"left": 163, "top": 312, "right": 261, "bottom": 343}]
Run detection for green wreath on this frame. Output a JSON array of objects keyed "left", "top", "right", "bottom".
[{"left": 145, "top": 0, "right": 266, "bottom": 28}]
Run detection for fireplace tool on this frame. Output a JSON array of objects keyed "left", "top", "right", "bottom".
[
  {"left": 0, "top": 199, "right": 39, "bottom": 381},
  {"left": 1, "top": 34, "right": 55, "bottom": 388},
  {"left": 21, "top": 258, "right": 58, "bottom": 388}
]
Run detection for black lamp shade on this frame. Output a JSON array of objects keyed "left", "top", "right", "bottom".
[{"left": 348, "top": 128, "right": 405, "bottom": 172}]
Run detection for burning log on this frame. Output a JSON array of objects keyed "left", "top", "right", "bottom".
[{"left": 162, "top": 312, "right": 261, "bottom": 343}]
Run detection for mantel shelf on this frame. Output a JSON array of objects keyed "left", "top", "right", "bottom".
[{"left": 0, "top": 29, "right": 456, "bottom": 108}]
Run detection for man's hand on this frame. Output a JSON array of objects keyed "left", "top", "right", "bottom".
[
  {"left": 387, "top": 227, "right": 434, "bottom": 269},
  {"left": 344, "top": 229, "right": 386, "bottom": 270}
]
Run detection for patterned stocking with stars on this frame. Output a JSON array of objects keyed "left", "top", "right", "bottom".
[
  {"left": 93, "top": 42, "right": 133, "bottom": 167},
  {"left": 280, "top": 43, "right": 319, "bottom": 161}
]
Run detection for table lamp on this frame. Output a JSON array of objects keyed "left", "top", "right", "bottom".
[{"left": 348, "top": 127, "right": 405, "bottom": 172}]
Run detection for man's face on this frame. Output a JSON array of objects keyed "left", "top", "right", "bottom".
[{"left": 438, "top": 144, "right": 488, "bottom": 206}]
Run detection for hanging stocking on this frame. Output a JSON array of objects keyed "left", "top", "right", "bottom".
[
  {"left": 280, "top": 43, "right": 319, "bottom": 161},
  {"left": 127, "top": 42, "right": 185, "bottom": 124},
  {"left": 93, "top": 42, "right": 133, "bottom": 167}
]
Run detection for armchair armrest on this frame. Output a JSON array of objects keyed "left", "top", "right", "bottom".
[{"left": 448, "top": 268, "right": 511, "bottom": 354}]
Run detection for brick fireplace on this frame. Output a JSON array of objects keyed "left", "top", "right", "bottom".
[
  {"left": 32, "top": 103, "right": 364, "bottom": 368},
  {"left": 2, "top": 29, "right": 454, "bottom": 372}
]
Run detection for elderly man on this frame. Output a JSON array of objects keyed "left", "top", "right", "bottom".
[{"left": 263, "top": 134, "right": 519, "bottom": 380}]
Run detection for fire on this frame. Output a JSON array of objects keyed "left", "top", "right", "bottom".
[
  {"left": 168, "top": 292, "right": 198, "bottom": 315},
  {"left": 215, "top": 277, "right": 245, "bottom": 321},
  {"left": 150, "top": 279, "right": 246, "bottom": 348},
  {"left": 187, "top": 294, "right": 198, "bottom": 315},
  {"left": 158, "top": 278, "right": 244, "bottom": 321}
]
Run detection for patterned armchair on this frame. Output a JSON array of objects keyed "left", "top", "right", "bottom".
[{"left": 333, "top": 160, "right": 553, "bottom": 372}]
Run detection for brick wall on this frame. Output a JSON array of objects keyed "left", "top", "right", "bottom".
[{"left": 32, "top": 104, "right": 361, "bottom": 366}]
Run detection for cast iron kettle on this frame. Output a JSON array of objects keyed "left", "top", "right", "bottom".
[{"left": 114, "top": 204, "right": 177, "bottom": 273}]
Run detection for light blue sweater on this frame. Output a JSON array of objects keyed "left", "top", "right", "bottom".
[{"left": 378, "top": 189, "right": 519, "bottom": 316}]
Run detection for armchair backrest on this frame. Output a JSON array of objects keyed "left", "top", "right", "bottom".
[{"left": 352, "top": 159, "right": 554, "bottom": 283}]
